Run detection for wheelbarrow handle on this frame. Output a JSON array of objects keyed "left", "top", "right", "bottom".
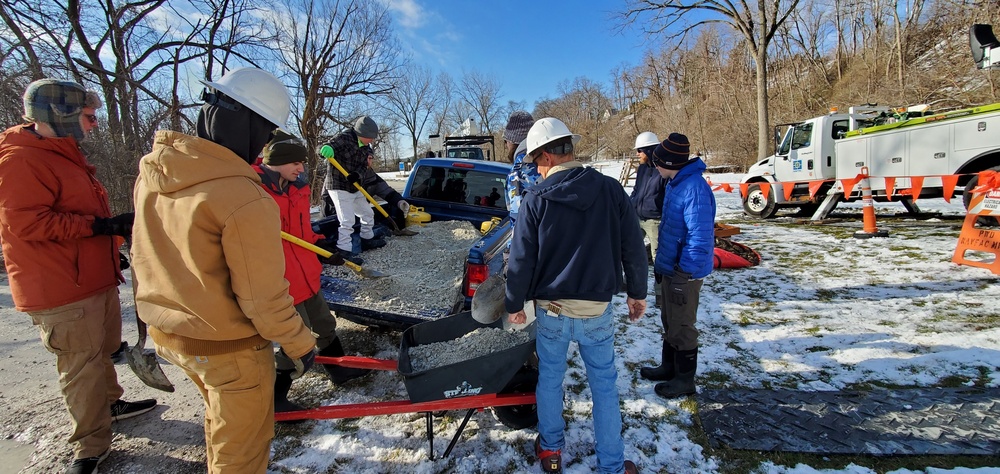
[{"left": 314, "top": 355, "right": 397, "bottom": 371}]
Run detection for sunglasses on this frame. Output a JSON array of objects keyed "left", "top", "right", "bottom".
[{"left": 83, "top": 113, "right": 98, "bottom": 124}]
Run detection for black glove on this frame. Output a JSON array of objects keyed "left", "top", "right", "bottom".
[
  {"left": 119, "top": 252, "right": 130, "bottom": 271},
  {"left": 92, "top": 212, "right": 134, "bottom": 237},
  {"left": 345, "top": 171, "right": 362, "bottom": 186},
  {"left": 283, "top": 348, "right": 316, "bottom": 379},
  {"left": 668, "top": 270, "right": 692, "bottom": 306},
  {"left": 654, "top": 272, "right": 662, "bottom": 284},
  {"left": 314, "top": 239, "right": 345, "bottom": 266}
]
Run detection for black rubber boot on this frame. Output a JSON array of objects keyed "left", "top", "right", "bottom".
[
  {"left": 639, "top": 342, "right": 676, "bottom": 381},
  {"left": 274, "top": 369, "right": 305, "bottom": 417},
  {"left": 319, "top": 339, "right": 372, "bottom": 385},
  {"left": 654, "top": 348, "right": 698, "bottom": 399}
]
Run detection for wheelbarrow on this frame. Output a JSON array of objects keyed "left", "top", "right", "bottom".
[{"left": 274, "top": 311, "right": 538, "bottom": 459}]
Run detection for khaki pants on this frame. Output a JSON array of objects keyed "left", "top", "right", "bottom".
[
  {"left": 28, "top": 288, "right": 125, "bottom": 459},
  {"left": 640, "top": 218, "right": 661, "bottom": 259},
  {"left": 156, "top": 343, "right": 275, "bottom": 474},
  {"left": 275, "top": 292, "right": 336, "bottom": 371}
]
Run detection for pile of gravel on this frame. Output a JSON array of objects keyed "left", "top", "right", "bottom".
[
  {"left": 407, "top": 327, "right": 533, "bottom": 372},
  {"left": 322, "top": 220, "right": 482, "bottom": 315}
]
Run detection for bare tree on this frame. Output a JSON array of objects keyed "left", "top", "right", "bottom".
[
  {"left": 381, "top": 65, "right": 438, "bottom": 161},
  {"left": 457, "top": 70, "right": 504, "bottom": 134},
  {"left": 621, "top": 0, "right": 801, "bottom": 160},
  {"left": 269, "top": 0, "right": 403, "bottom": 200},
  {"left": 1, "top": 0, "right": 271, "bottom": 209}
]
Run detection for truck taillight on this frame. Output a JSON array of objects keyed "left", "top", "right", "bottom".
[{"left": 463, "top": 263, "right": 489, "bottom": 297}]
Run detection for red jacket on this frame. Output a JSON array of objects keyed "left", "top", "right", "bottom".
[
  {"left": 0, "top": 124, "right": 121, "bottom": 311},
  {"left": 253, "top": 165, "right": 323, "bottom": 305}
]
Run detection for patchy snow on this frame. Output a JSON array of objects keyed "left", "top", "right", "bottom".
[{"left": 265, "top": 162, "right": 1000, "bottom": 473}]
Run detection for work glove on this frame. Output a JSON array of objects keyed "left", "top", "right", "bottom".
[
  {"left": 284, "top": 348, "right": 316, "bottom": 380},
  {"left": 668, "top": 269, "right": 692, "bottom": 306},
  {"left": 398, "top": 200, "right": 410, "bottom": 214},
  {"left": 315, "top": 239, "right": 345, "bottom": 266},
  {"left": 119, "top": 252, "right": 130, "bottom": 271},
  {"left": 345, "top": 171, "right": 362, "bottom": 187},
  {"left": 92, "top": 212, "right": 134, "bottom": 237}
]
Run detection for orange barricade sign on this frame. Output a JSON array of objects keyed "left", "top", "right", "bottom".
[{"left": 952, "top": 189, "right": 1000, "bottom": 274}]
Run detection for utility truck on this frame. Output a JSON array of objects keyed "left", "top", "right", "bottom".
[{"left": 742, "top": 24, "right": 1000, "bottom": 220}]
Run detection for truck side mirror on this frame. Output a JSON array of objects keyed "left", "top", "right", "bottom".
[{"left": 970, "top": 24, "right": 1000, "bottom": 69}]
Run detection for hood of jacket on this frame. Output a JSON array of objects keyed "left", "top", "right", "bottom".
[
  {"left": 528, "top": 164, "right": 604, "bottom": 212},
  {"left": 140, "top": 131, "right": 262, "bottom": 194}
]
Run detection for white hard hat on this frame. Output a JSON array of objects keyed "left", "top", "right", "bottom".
[
  {"left": 525, "top": 117, "right": 581, "bottom": 161},
  {"left": 200, "top": 67, "right": 291, "bottom": 127},
  {"left": 635, "top": 131, "right": 659, "bottom": 149}
]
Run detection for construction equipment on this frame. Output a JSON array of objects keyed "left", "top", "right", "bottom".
[
  {"left": 281, "top": 231, "right": 387, "bottom": 279},
  {"left": 470, "top": 274, "right": 534, "bottom": 331},
  {"left": 124, "top": 244, "right": 174, "bottom": 392},
  {"left": 319, "top": 144, "right": 418, "bottom": 237}
]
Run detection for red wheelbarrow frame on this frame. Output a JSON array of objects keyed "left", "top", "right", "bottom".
[{"left": 274, "top": 355, "right": 537, "bottom": 460}]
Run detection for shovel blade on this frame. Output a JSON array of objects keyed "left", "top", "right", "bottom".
[
  {"left": 360, "top": 268, "right": 389, "bottom": 278},
  {"left": 471, "top": 274, "right": 506, "bottom": 324},
  {"left": 392, "top": 227, "right": 419, "bottom": 237},
  {"left": 125, "top": 347, "right": 175, "bottom": 393}
]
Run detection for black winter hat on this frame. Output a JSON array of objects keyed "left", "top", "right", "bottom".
[
  {"left": 651, "top": 133, "right": 693, "bottom": 170},
  {"left": 263, "top": 130, "right": 306, "bottom": 165}
]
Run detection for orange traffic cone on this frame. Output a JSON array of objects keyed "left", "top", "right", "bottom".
[{"left": 854, "top": 167, "right": 889, "bottom": 239}]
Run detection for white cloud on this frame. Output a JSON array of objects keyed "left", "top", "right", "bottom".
[{"left": 385, "top": 0, "right": 425, "bottom": 29}]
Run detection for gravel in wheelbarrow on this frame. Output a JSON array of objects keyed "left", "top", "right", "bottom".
[{"left": 398, "top": 310, "right": 536, "bottom": 403}]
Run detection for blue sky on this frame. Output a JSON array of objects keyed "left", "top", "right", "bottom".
[{"left": 386, "top": 0, "right": 652, "bottom": 108}]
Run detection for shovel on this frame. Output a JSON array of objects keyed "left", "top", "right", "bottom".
[
  {"left": 280, "top": 231, "right": 388, "bottom": 279},
  {"left": 124, "top": 251, "right": 175, "bottom": 392},
  {"left": 319, "top": 145, "right": 418, "bottom": 237},
  {"left": 470, "top": 274, "right": 534, "bottom": 331}
]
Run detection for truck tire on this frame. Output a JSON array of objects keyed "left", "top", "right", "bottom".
[
  {"left": 491, "top": 367, "right": 538, "bottom": 430},
  {"left": 963, "top": 168, "right": 1000, "bottom": 227},
  {"left": 743, "top": 183, "right": 778, "bottom": 219}
]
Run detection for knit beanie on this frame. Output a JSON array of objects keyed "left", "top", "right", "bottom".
[
  {"left": 651, "top": 133, "right": 693, "bottom": 170},
  {"left": 354, "top": 115, "right": 379, "bottom": 139},
  {"left": 503, "top": 111, "right": 534, "bottom": 144},
  {"left": 263, "top": 130, "right": 306, "bottom": 165},
  {"left": 22, "top": 79, "right": 101, "bottom": 141}
]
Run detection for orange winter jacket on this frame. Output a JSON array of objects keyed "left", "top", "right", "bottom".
[
  {"left": 0, "top": 124, "right": 121, "bottom": 312},
  {"left": 131, "top": 131, "right": 315, "bottom": 358}
]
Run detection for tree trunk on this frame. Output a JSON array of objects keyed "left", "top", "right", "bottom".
[{"left": 756, "top": 51, "right": 770, "bottom": 160}]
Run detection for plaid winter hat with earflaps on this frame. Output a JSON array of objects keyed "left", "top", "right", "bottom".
[
  {"left": 263, "top": 129, "right": 307, "bottom": 166},
  {"left": 22, "top": 79, "right": 102, "bottom": 142}
]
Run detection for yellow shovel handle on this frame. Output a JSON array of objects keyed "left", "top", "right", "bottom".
[
  {"left": 280, "top": 231, "right": 363, "bottom": 273},
  {"left": 323, "top": 155, "right": 390, "bottom": 219}
]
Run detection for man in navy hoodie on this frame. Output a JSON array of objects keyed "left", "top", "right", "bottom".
[{"left": 505, "top": 118, "right": 646, "bottom": 474}]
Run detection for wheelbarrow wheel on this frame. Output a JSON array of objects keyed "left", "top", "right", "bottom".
[{"left": 491, "top": 367, "right": 538, "bottom": 430}]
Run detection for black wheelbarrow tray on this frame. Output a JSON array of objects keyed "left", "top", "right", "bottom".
[{"left": 274, "top": 311, "right": 538, "bottom": 459}]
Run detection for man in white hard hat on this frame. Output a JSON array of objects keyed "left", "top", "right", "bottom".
[
  {"left": 0, "top": 79, "right": 157, "bottom": 474},
  {"left": 505, "top": 117, "right": 645, "bottom": 474},
  {"left": 131, "top": 67, "right": 316, "bottom": 474}
]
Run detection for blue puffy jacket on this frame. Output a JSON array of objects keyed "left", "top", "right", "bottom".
[{"left": 654, "top": 159, "right": 716, "bottom": 279}]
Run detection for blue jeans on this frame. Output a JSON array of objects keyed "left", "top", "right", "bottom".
[{"left": 535, "top": 304, "right": 625, "bottom": 474}]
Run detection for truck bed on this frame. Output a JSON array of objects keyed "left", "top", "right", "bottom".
[{"left": 320, "top": 275, "right": 457, "bottom": 329}]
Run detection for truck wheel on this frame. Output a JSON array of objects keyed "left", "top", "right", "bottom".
[
  {"left": 491, "top": 367, "right": 537, "bottom": 430},
  {"left": 743, "top": 183, "right": 778, "bottom": 219},
  {"left": 963, "top": 169, "right": 1000, "bottom": 227}
]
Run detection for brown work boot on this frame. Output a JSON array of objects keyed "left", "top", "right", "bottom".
[
  {"left": 624, "top": 460, "right": 639, "bottom": 473},
  {"left": 534, "top": 435, "right": 561, "bottom": 473}
]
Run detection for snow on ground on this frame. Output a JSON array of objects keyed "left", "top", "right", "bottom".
[{"left": 264, "top": 162, "right": 1000, "bottom": 473}]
